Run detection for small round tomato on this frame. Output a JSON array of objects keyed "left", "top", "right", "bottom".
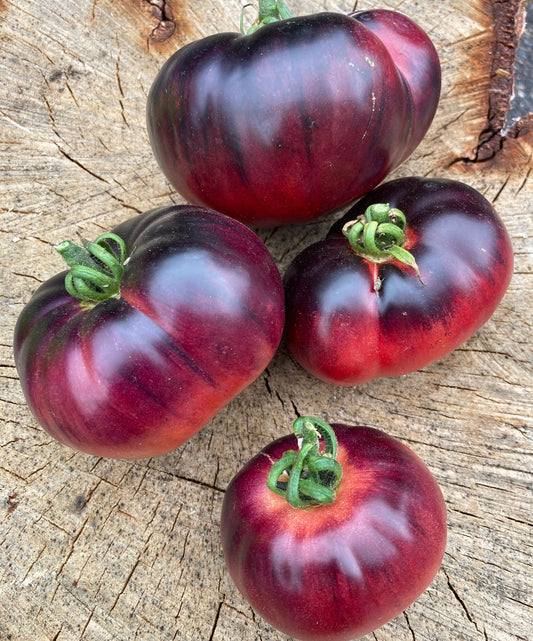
[
  {"left": 146, "top": 4, "right": 440, "bottom": 226},
  {"left": 283, "top": 177, "right": 514, "bottom": 385},
  {"left": 221, "top": 416, "right": 447, "bottom": 641},
  {"left": 13, "top": 205, "right": 285, "bottom": 459}
]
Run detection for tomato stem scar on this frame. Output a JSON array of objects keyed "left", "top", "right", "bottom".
[{"left": 266, "top": 416, "right": 343, "bottom": 508}]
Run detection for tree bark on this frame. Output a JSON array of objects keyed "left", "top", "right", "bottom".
[{"left": 1, "top": 1, "right": 531, "bottom": 640}]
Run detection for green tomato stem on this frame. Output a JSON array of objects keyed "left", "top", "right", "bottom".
[
  {"left": 266, "top": 416, "right": 343, "bottom": 508},
  {"left": 342, "top": 204, "right": 424, "bottom": 283},
  {"left": 242, "top": 0, "right": 293, "bottom": 34},
  {"left": 55, "top": 232, "right": 127, "bottom": 303}
]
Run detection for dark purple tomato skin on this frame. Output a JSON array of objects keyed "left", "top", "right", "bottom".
[
  {"left": 13, "top": 206, "right": 285, "bottom": 459},
  {"left": 221, "top": 424, "right": 447, "bottom": 641},
  {"left": 350, "top": 10, "right": 441, "bottom": 163},
  {"left": 283, "top": 177, "right": 514, "bottom": 385},
  {"left": 146, "top": 11, "right": 440, "bottom": 227}
]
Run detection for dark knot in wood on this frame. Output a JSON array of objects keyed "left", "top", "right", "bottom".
[{"left": 142, "top": 0, "right": 175, "bottom": 42}]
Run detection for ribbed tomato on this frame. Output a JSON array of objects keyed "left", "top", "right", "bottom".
[
  {"left": 221, "top": 416, "right": 447, "bottom": 640},
  {"left": 14, "top": 205, "right": 284, "bottom": 459},
  {"left": 283, "top": 177, "right": 514, "bottom": 385},
  {"left": 147, "top": 4, "right": 440, "bottom": 226}
]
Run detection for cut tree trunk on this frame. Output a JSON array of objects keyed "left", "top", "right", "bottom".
[{"left": 0, "top": 1, "right": 531, "bottom": 640}]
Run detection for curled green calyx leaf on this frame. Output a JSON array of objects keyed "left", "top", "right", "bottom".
[
  {"left": 55, "top": 232, "right": 127, "bottom": 303},
  {"left": 242, "top": 0, "right": 293, "bottom": 34},
  {"left": 342, "top": 203, "right": 424, "bottom": 284},
  {"left": 266, "top": 416, "right": 343, "bottom": 508}
]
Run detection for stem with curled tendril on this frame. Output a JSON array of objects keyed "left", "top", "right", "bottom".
[
  {"left": 55, "top": 232, "right": 127, "bottom": 303},
  {"left": 342, "top": 203, "right": 424, "bottom": 283},
  {"left": 267, "top": 416, "right": 343, "bottom": 508}
]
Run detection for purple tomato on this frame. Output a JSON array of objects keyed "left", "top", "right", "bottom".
[
  {"left": 14, "top": 205, "right": 285, "bottom": 459},
  {"left": 221, "top": 416, "right": 447, "bottom": 640},
  {"left": 146, "top": 4, "right": 440, "bottom": 226},
  {"left": 283, "top": 177, "right": 514, "bottom": 385}
]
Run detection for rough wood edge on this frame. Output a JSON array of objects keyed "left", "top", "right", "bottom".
[{"left": 467, "top": 0, "right": 532, "bottom": 162}]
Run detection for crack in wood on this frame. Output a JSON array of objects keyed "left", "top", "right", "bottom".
[
  {"left": 505, "top": 594, "right": 533, "bottom": 609},
  {"left": 142, "top": 0, "right": 176, "bottom": 42},
  {"left": 207, "top": 599, "right": 224, "bottom": 641},
  {"left": 443, "top": 568, "right": 483, "bottom": 634},
  {"left": 11, "top": 271, "right": 45, "bottom": 283},
  {"left": 515, "top": 165, "right": 532, "bottom": 193},
  {"left": 109, "top": 554, "right": 142, "bottom": 613},
  {"left": 148, "top": 468, "right": 226, "bottom": 494},
  {"left": 55, "top": 515, "right": 90, "bottom": 579},
  {"left": 263, "top": 368, "right": 273, "bottom": 397},
  {"left": 461, "top": 0, "right": 532, "bottom": 163},
  {"left": 56, "top": 146, "right": 109, "bottom": 184},
  {"left": 290, "top": 398, "right": 302, "bottom": 419},
  {"left": 51, "top": 628, "right": 62, "bottom": 641},
  {"left": 114, "top": 46, "right": 129, "bottom": 128},
  {"left": 403, "top": 610, "right": 416, "bottom": 641},
  {"left": 178, "top": 529, "right": 190, "bottom": 564},
  {"left": 107, "top": 190, "right": 144, "bottom": 214}
]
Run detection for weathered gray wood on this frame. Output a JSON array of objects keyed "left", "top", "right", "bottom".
[{"left": 1, "top": 1, "right": 531, "bottom": 640}]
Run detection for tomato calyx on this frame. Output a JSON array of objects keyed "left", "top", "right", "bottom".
[
  {"left": 342, "top": 203, "right": 424, "bottom": 284},
  {"left": 55, "top": 232, "right": 127, "bottom": 303},
  {"left": 266, "top": 416, "right": 343, "bottom": 508},
  {"left": 242, "top": 0, "right": 293, "bottom": 34}
]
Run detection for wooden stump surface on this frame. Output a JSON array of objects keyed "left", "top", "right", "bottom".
[{"left": 0, "top": 1, "right": 531, "bottom": 640}]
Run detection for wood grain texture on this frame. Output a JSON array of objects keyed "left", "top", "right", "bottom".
[{"left": 1, "top": 1, "right": 531, "bottom": 640}]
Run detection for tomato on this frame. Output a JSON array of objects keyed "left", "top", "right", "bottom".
[
  {"left": 283, "top": 177, "right": 514, "bottom": 385},
  {"left": 146, "top": 3, "right": 440, "bottom": 227},
  {"left": 221, "top": 416, "right": 447, "bottom": 641},
  {"left": 13, "top": 205, "right": 284, "bottom": 459}
]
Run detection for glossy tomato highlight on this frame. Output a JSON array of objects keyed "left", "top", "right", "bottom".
[
  {"left": 283, "top": 177, "right": 514, "bottom": 385},
  {"left": 221, "top": 417, "right": 447, "bottom": 640},
  {"left": 14, "top": 205, "right": 285, "bottom": 459},
  {"left": 147, "top": 5, "right": 440, "bottom": 226}
]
